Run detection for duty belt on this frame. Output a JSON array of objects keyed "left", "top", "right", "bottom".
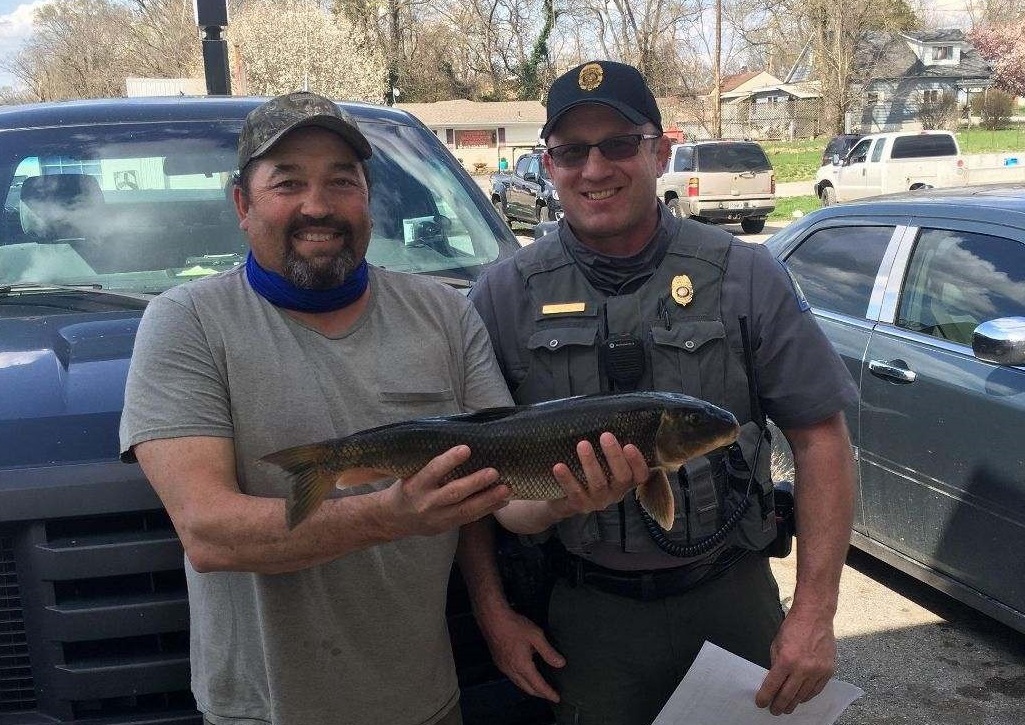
[{"left": 549, "top": 549, "right": 724, "bottom": 601}]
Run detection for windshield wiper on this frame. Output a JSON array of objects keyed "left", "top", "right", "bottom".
[{"left": 0, "top": 282, "right": 103, "bottom": 297}]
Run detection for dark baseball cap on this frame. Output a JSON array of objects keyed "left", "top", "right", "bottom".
[
  {"left": 237, "top": 91, "right": 373, "bottom": 170},
  {"left": 541, "top": 61, "right": 662, "bottom": 139}
]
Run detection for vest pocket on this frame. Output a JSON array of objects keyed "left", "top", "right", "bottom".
[
  {"left": 515, "top": 325, "right": 601, "bottom": 402},
  {"left": 649, "top": 321, "right": 727, "bottom": 398}
]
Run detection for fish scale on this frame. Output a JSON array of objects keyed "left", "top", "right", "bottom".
[{"left": 262, "top": 392, "right": 741, "bottom": 530}]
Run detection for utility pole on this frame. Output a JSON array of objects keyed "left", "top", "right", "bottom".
[
  {"left": 712, "top": 0, "right": 722, "bottom": 138},
  {"left": 195, "top": 0, "right": 231, "bottom": 96}
]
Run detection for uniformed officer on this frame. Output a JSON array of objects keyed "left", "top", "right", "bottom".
[{"left": 469, "top": 60, "right": 858, "bottom": 725}]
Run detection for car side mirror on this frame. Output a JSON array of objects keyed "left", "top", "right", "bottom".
[
  {"left": 523, "top": 172, "right": 537, "bottom": 182},
  {"left": 973, "top": 316, "right": 1025, "bottom": 366}
]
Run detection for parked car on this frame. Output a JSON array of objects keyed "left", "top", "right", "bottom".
[
  {"left": 490, "top": 150, "right": 562, "bottom": 227},
  {"left": 0, "top": 97, "right": 544, "bottom": 725},
  {"left": 819, "top": 133, "right": 864, "bottom": 167},
  {"left": 814, "top": 130, "right": 967, "bottom": 205},
  {"left": 765, "top": 184, "right": 1025, "bottom": 634},
  {"left": 656, "top": 140, "right": 775, "bottom": 234}
]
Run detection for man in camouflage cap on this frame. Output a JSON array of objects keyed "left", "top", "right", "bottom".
[{"left": 121, "top": 89, "right": 519, "bottom": 725}]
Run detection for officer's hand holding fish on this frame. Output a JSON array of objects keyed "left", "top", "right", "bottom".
[{"left": 262, "top": 392, "right": 740, "bottom": 531}]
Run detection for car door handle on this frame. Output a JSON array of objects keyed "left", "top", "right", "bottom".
[{"left": 868, "top": 359, "right": 917, "bottom": 383}]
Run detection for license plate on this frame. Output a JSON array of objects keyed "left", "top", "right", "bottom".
[{"left": 723, "top": 201, "right": 747, "bottom": 209}]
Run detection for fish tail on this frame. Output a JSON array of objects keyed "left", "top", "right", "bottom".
[
  {"left": 262, "top": 444, "right": 340, "bottom": 530},
  {"left": 637, "top": 469, "right": 675, "bottom": 531}
]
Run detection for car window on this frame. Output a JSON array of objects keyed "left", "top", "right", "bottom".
[
  {"left": 673, "top": 147, "right": 694, "bottom": 172},
  {"left": 514, "top": 154, "right": 531, "bottom": 176},
  {"left": 0, "top": 117, "right": 508, "bottom": 293},
  {"left": 848, "top": 139, "right": 872, "bottom": 164},
  {"left": 782, "top": 225, "right": 894, "bottom": 317},
  {"left": 526, "top": 156, "right": 540, "bottom": 178},
  {"left": 871, "top": 138, "right": 887, "bottom": 162},
  {"left": 896, "top": 228, "right": 1025, "bottom": 345},
  {"left": 694, "top": 143, "right": 771, "bottom": 172},
  {"left": 891, "top": 134, "right": 957, "bottom": 159}
]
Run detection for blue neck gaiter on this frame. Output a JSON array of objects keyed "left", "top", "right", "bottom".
[{"left": 245, "top": 251, "right": 369, "bottom": 312}]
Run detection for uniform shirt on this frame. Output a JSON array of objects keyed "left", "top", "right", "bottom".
[{"left": 473, "top": 207, "right": 856, "bottom": 431}]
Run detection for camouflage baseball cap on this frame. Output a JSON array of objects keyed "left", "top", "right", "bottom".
[{"left": 237, "top": 91, "right": 373, "bottom": 170}]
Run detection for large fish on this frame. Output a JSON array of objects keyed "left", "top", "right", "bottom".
[{"left": 262, "top": 392, "right": 740, "bottom": 531}]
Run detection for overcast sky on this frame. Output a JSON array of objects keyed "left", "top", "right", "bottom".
[{"left": 0, "top": 0, "right": 978, "bottom": 91}]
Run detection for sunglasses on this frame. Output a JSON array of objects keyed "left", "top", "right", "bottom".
[{"left": 546, "top": 133, "right": 663, "bottom": 168}]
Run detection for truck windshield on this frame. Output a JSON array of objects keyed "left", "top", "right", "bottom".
[{"left": 0, "top": 118, "right": 507, "bottom": 294}]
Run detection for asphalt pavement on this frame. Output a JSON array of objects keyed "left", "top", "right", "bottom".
[{"left": 771, "top": 548, "right": 1025, "bottom": 724}]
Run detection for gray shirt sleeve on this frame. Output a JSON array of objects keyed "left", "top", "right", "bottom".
[
  {"left": 120, "top": 289, "right": 232, "bottom": 460},
  {"left": 728, "top": 241, "right": 858, "bottom": 429}
]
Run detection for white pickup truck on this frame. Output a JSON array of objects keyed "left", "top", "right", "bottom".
[{"left": 814, "top": 130, "right": 968, "bottom": 205}]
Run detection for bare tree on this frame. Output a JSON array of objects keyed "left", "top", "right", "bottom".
[
  {"left": 4, "top": 0, "right": 136, "bottom": 101},
  {"left": 229, "top": 0, "right": 386, "bottom": 101}
]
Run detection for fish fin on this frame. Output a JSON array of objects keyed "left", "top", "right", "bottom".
[
  {"left": 262, "top": 444, "right": 342, "bottom": 530},
  {"left": 636, "top": 468, "right": 675, "bottom": 531}
]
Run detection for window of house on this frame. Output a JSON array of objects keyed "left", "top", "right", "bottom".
[
  {"left": 923, "top": 89, "right": 942, "bottom": 104},
  {"left": 932, "top": 46, "right": 953, "bottom": 61},
  {"left": 454, "top": 129, "right": 496, "bottom": 149},
  {"left": 867, "top": 92, "right": 881, "bottom": 105}
]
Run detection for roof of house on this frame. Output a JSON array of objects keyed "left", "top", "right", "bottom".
[
  {"left": 785, "top": 28, "right": 991, "bottom": 85},
  {"left": 720, "top": 70, "right": 762, "bottom": 92},
  {"left": 395, "top": 99, "right": 545, "bottom": 126},
  {"left": 862, "top": 29, "right": 991, "bottom": 81}
]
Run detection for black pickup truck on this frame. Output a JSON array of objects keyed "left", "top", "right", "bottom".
[
  {"left": 0, "top": 97, "right": 548, "bottom": 725},
  {"left": 490, "top": 150, "right": 562, "bottom": 227}
]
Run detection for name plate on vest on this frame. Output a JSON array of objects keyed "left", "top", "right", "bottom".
[{"left": 542, "top": 302, "right": 587, "bottom": 315}]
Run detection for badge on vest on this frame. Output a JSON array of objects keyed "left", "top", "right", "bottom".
[{"left": 671, "top": 275, "right": 694, "bottom": 306}]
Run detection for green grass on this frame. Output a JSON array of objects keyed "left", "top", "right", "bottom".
[
  {"left": 769, "top": 195, "right": 820, "bottom": 221},
  {"left": 956, "top": 126, "right": 1025, "bottom": 154},
  {"left": 761, "top": 138, "right": 824, "bottom": 183}
]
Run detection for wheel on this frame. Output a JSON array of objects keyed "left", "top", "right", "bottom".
[
  {"left": 667, "top": 198, "right": 688, "bottom": 219},
  {"left": 741, "top": 217, "right": 765, "bottom": 234},
  {"left": 492, "top": 197, "right": 510, "bottom": 227},
  {"left": 820, "top": 185, "right": 836, "bottom": 206}
]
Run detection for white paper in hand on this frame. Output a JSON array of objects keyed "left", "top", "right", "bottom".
[{"left": 650, "top": 641, "right": 863, "bottom": 725}]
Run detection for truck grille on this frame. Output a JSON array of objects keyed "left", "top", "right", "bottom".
[
  {"left": 1, "top": 510, "right": 198, "bottom": 724},
  {"left": 1, "top": 533, "right": 35, "bottom": 713}
]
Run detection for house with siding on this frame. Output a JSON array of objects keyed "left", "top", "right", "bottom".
[
  {"left": 856, "top": 30, "right": 993, "bottom": 131},
  {"left": 786, "top": 29, "right": 993, "bottom": 133},
  {"left": 719, "top": 70, "right": 823, "bottom": 139},
  {"left": 395, "top": 100, "right": 546, "bottom": 173},
  {"left": 396, "top": 97, "right": 699, "bottom": 172}
]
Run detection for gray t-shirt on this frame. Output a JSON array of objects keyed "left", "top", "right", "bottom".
[{"left": 120, "top": 265, "right": 512, "bottom": 725}]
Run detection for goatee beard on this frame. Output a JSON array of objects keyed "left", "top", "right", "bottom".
[{"left": 282, "top": 218, "right": 360, "bottom": 289}]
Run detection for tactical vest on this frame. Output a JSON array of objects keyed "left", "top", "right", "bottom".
[{"left": 511, "top": 222, "right": 776, "bottom": 567}]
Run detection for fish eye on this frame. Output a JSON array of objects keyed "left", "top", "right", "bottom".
[{"left": 685, "top": 413, "right": 700, "bottom": 426}]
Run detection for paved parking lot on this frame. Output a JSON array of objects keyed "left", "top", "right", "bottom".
[{"left": 772, "top": 548, "right": 1025, "bottom": 724}]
